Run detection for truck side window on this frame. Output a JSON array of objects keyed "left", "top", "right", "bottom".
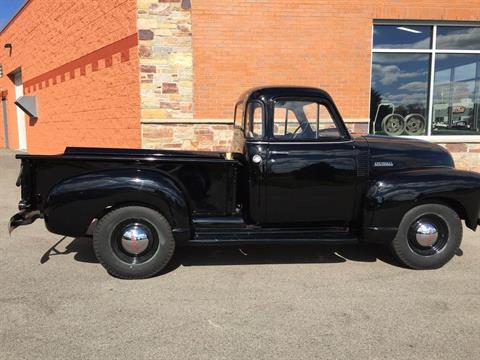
[
  {"left": 234, "top": 102, "right": 244, "bottom": 129},
  {"left": 246, "top": 102, "right": 263, "bottom": 139},
  {"left": 273, "top": 100, "right": 340, "bottom": 140}
]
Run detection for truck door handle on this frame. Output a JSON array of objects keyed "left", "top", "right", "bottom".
[{"left": 271, "top": 151, "right": 289, "bottom": 155}]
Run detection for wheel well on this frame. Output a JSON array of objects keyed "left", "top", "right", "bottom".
[
  {"left": 86, "top": 201, "right": 192, "bottom": 243},
  {"left": 418, "top": 197, "right": 467, "bottom": 221},
  {"left": 100, "top": 201, "right": 175, "bottom": 224},
  {"left": 86, "top": 201, "right": 176, "bottom": 236}
]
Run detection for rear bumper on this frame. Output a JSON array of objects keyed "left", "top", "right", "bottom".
[{"left": 9, "top": 210, "right": 42, "bottom": 235}]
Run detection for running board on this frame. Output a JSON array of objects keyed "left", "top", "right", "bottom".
[
  {"left": 192, "top": 229, "right": 357, "bottom": 245},
  {"left": 188, "top": 237, "right": 358, "bottom": 246},
  {"left": 191, "top": 216, "right": 357, "bottom": 245}
]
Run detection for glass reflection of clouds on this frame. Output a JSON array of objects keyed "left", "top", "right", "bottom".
[
  {"left": 373, "top": 25, "right": 432, "bottom": 49},
  {"left": 371, "top": 54, "right": 430, "bottom": 135},
  {"left": 437, "top": 26, "right": 480, "bottom": 50}
]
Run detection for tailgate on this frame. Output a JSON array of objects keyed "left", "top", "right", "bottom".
[
  {"left": 16, "top": 156, "right": 38, "bottom": 211},
  {"left": 9, "top": 157, "right": 42, "bottom": 234}
]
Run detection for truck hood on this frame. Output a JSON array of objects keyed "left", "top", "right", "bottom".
[{"left": 362, "top": 135, "right": 455, "bottom": 173}]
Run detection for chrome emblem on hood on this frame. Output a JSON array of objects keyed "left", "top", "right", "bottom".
[{"left": 374, "top": 161, "right": 394, "bottom": 167}]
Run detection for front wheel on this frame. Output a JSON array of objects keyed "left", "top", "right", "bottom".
[
  {"left": 390, "top": 204, "right": 462, "bottom": 269},
  {"left": 93, "top": 206, "right": 175, "bottom": 279}
]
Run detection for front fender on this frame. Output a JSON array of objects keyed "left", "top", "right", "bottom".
[
  {"left": 363, "top": 167, "right": 480, "bottom": 243},
  {"left": 44, "top": 168, "right": 190, "bottom": 238}
]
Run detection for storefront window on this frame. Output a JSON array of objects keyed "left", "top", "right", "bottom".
[
  {"left": 432, "top": 54, "right": 480, "bottom": 135},
  {"left": 373, "top": 25, "right": 432, "bottom": 49},
  {"left": 371, "top": 23, "right": 480, "bottom": 137},
  {"left": 371, "top": 53, "right": 430, "bottom": 135},
  {"left": 436, "top": 26, "right": 480, "bottom": 50}
]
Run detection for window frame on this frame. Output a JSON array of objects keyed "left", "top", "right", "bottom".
[
  {"left": 372, "top": 21, "right": 480, "bottom": 141},
  {"left": 268, "top": 96, "right": 350, "bottom": 142}
]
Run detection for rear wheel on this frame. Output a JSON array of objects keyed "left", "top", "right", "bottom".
[
  {"left": 93, "top": 206, "right": 175, "bottom": 279},
  {"left": 390, "top": 204, "right": 462, "bottom": 269}
]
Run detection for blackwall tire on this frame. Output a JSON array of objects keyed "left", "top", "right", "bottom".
[
  {"left": 390, "top": 204, "right": 462, "bottom": 270},
  {"left": 93, "top": 206, "right": 175, "bottom": 279}
]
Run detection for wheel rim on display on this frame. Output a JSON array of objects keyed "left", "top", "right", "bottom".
[
  {"left": 407, "top": 215, "right": 449, "bottom": 256},
  {"left": 111, "top": 220, "right": 160, "bottom": 264},
  {"left": 382, "top": 114, "right": 406, "bottom": 136},
  {"left": 405, "top": 114, "right": 426, "bottom": 135}
]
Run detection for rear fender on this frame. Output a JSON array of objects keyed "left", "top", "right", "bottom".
[
  {"left": 363, "top": 168, "right": 480, "bottom": 243},
  {"left": 44, "top": 168, "right": 191, "bottom": 240}
]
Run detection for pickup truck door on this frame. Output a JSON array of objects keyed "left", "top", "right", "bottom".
[{"left": 262, "top": 99, "right": 358, "bottom": 226}]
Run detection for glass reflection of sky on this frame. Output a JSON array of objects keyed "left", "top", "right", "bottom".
[
  {"left": 371, "top": 53, "right": 430, "bottom": 113},
  {"left": 374, "top": 25, "right": 432, "bottom": 49},
  {"left": 437, "top": 26, "right": 480, "bottom": 50},
  {"left": 374, "top": 26, "right": 480, "bottom": 51}
]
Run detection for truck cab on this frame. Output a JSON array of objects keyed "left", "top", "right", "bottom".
[{"left": 234, "top": 87, "right": 362, "bottom": 229}]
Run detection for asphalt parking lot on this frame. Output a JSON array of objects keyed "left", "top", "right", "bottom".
[{"left": 0, "top": 149, "right": 479, "bottom": 359}]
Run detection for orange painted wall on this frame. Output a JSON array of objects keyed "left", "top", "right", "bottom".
[
  {"left": 191, "top": 0, "right": 480, "bottom": 121},
  {"left": 0, "top": 0, "right": 140, "bottom": 154}
]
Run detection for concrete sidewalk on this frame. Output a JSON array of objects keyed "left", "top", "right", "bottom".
[{"left": 0, "top": 149, "right": 479, "bottom": 359}]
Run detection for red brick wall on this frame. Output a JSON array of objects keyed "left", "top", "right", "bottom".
[
  {"left": 191, "top": 0, "right": 480, "bottom": 122},
  {"left": 0, "top": 0, "right": 140, "bottom": 153}
]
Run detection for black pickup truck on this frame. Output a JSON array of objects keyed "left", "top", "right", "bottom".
[{"left": 10, "top": 87, "right": 480, "bottom": 278}]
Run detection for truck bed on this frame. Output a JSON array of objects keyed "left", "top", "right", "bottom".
[{"left": 15, "top": 147, "right": 242, "bottom": 237}]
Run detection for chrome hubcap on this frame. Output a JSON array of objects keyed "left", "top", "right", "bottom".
[
  {"left": 407, "top": 215, "right": 448, "bottom": 256},
  {"left": 121, "top": 224, "right": 150, "bottom": 255},
  {"left": 415, "top": 222, "right": 439, "bottom": 247}
]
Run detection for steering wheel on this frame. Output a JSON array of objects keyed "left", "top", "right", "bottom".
[{"left": 292, "top": 125, "right": 303, "bottom": 139}]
